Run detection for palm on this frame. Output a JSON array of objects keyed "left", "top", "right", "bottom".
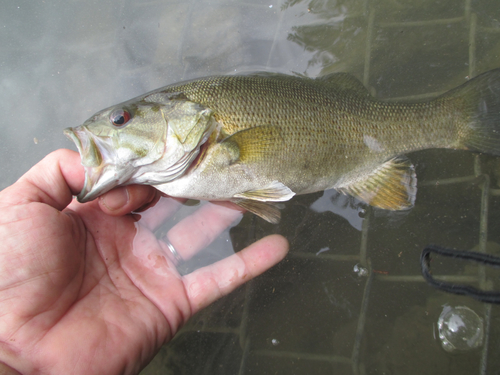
[{"left": 0, "top": 150, "right": 288, "bottom": 375}]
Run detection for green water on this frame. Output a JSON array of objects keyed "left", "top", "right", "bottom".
[{"left": 1, "top": 0, "right": 500, "bottom": 374}]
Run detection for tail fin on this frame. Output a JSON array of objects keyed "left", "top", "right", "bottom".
[{"left": 448, "top": 69, "right": 500, "bottom": 156}]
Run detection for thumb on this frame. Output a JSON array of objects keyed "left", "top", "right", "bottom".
[{"left": 0, "top": 149, "right": 84, "bottom": 211}]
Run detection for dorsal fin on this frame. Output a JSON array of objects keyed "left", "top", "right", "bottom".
[{"left": 316, "top": 73, "right": 371, "bottom": 97}]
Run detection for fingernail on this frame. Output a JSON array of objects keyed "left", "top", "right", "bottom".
[{"left": 100, "top": 188, "right": 129, "bottom": 211}]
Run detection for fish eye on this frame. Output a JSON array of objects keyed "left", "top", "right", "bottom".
[{"left": 109, "top": 109, "right": 131, "bottom": 127}]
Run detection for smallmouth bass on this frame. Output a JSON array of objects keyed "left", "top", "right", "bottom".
[{"left": 64, "top": 70, "right": 500, "bottom": 223}]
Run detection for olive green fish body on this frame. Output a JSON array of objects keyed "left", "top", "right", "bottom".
[
  {"left": 152, "top": 75, "right": 471, "bottom": 203},
  {"left": 65, "top": 70, "right": 500, "bottom": 223}
]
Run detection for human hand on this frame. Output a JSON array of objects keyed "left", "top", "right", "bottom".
[{"left": 0, "top": 149, "right": 288, "bottom": 375}]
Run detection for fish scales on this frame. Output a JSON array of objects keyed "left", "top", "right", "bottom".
[{"left": 157, "top": 76, "right": 463, "bottom": 180}]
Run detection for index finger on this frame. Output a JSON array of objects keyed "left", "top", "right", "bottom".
[{"left": 184, "top": 234, "right": 289, "bottom": 314}]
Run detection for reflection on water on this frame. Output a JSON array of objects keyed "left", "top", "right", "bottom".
[
  {"left": 437, "top": 305, "right": 484, "bottom": 353},
  {"left": 309, "top": 191, "right": 365, "bottom": 231},
  {"left": 2, "top": 0, "right": 500, "bottom": 374}
]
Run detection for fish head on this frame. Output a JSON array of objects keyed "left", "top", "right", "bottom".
[{"left": 64, "top": 92, "right": 217, "bottom": 203}]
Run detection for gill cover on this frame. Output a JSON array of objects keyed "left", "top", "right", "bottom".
[{"left": 64, "top": 91, "right": 217, "bottom": 202}]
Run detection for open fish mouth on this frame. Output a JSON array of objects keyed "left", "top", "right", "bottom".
[
  {"left": 64, "top": 127, "right": 121, "bottom": 202},
  {"left": 64, "top": 127, "right": 102, "bottom": 167}
]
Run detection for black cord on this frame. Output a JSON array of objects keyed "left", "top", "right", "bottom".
[{"left": 421, "top": 244, "right": 500, "bottom": 304}]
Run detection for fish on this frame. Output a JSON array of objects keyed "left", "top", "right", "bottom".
[{"left": 64, "top": 69, "right": 500, "bottom": 223}]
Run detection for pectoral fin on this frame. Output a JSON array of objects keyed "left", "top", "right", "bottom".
[
  {"left": 233, "top": 181, "right": 295, "bottom": 201},
  {"left": 230, "top": 181, "right": 294, "bottom": 223},
  {"left": 221, "top": 125, "right": 283, "bottom": 163},
  {"left": 339, "top": 157, "right": 417, "bottom": 210},
  {"left": 231, "top": 199, "right": 282, "bottom": 224}
]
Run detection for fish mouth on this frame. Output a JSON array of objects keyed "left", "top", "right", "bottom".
[{"left": 64, "top": 127, "right": 121, "bottom": 203}]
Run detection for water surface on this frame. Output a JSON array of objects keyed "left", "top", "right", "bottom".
[{"left": 2, "top": 0, "right": 500, "bottom": 374}]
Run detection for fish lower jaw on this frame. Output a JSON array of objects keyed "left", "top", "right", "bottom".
[{"left": 77, "top": 164, "right": 135, "bottom": 203}]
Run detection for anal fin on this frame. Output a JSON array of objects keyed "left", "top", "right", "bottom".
[{"left": 339, "top": 157, "right": 417, "bottom": 210}]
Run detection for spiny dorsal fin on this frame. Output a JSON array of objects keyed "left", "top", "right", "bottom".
[
  {"left": 231, "top": 199, "right": 282, "bottom": 224},
  {"left": 316, "top": 73, "right": 371, "bottom": 97},
  {"left": 338, "top": 157, "right": 417, "bottom": 210},
  {"left": 233, "top": 181, "right": 295, "bottom": 202},
  {"left": 143, "top": 91, "right": 190, "bottom": 103}
]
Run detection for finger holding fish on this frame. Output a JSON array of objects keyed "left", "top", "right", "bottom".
[{"left": 97, "top": 185, "right": 161, "bottom": 216}]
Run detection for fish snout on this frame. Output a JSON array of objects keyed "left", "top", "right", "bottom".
[{"left": 64, "top": 126, "right": 120, "bottom": 202}]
